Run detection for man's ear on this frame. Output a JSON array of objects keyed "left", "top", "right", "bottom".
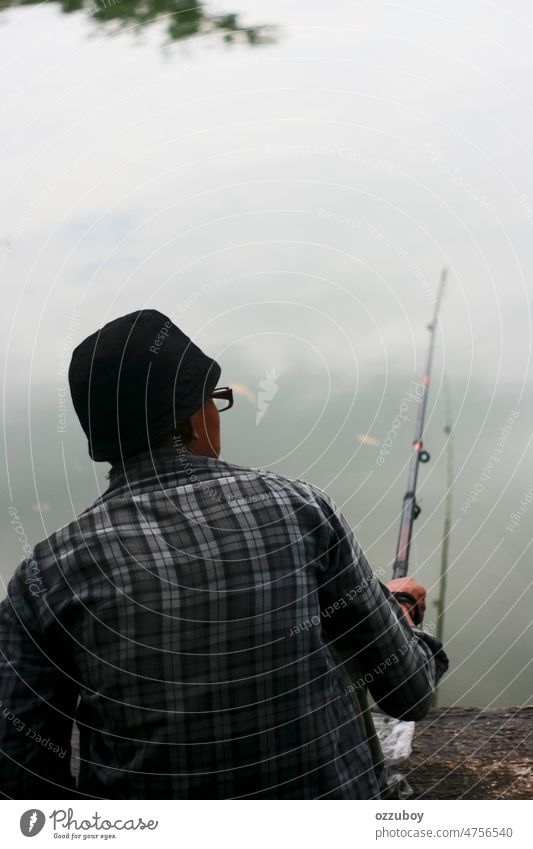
[{"left": 182, "top": 417, "right": 199, "bottom": 443}]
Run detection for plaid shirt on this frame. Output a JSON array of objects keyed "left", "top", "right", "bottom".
[{"left": 0, "top": 447, "right": 447, "bottom": 799}]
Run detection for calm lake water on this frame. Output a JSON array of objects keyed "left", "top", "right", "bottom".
[{"left": 1, "top": 0, "right": 532, "bottom": 709}]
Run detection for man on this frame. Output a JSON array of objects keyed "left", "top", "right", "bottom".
[{"left": 0, "top": 309, "right": 447, "bottom": 799}]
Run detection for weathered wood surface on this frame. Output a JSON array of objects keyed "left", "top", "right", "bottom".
[{"left": 405, "top": 707, "right": 533, "bottom": 799}]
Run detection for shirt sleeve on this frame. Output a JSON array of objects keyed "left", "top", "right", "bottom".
[
  {"left": 0, "top": 558, "right": 79, "bottom": 798},
  {"left": 314, "top": 492, "right": 449, "bottom": 722}
]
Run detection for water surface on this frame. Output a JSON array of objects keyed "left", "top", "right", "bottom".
[{"left": 1, "top": 0, "right": 532, "bottom": 709}]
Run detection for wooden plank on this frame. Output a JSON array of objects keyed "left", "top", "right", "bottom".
[{"left": 405, "top": 707, "right": 533, "bottom": 799}]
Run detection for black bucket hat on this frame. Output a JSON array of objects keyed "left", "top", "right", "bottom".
[{"left": 68, "top": 309, "right": 221, "bottom": 462}]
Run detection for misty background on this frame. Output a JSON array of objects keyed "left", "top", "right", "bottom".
[{"left": 1, "top": 0, "right": 532, "bottom": 708}]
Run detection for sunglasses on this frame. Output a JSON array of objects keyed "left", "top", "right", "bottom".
[{"left": 210, "top": 386, "right": 234, "bottom": 412}]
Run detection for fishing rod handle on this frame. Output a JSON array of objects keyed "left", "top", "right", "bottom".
[{"left": 392, "top": 560, "right": 408, "bottom": 579}]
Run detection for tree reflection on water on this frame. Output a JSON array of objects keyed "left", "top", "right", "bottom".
[{"left": 0, "top": 0, "right": 276, "bottom": 45}]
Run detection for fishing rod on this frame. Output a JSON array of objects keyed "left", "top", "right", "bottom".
[
  {"left": 435, "top": 380, "right": 453, "bottom": 644},
  {"left": 433, "top": 381, "right": 453, "bottom": 706},
  {"left": 347, "top": 271, "right": 446, "bottom": 798},
  {"left": 392, "top": 269, "right": 447, "bottom": 591}
]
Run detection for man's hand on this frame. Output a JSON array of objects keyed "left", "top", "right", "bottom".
[{"left": 386, "top": 577, "right": 427, "bottom": 626}]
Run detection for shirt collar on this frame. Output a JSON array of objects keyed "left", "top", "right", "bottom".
[{"left": 107, "top": 444, "right": 195, "bottom": 491}]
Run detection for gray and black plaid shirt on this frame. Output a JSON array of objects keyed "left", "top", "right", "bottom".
[{"left": 0, "top": 447, "right": 447, "bottom": 799}]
